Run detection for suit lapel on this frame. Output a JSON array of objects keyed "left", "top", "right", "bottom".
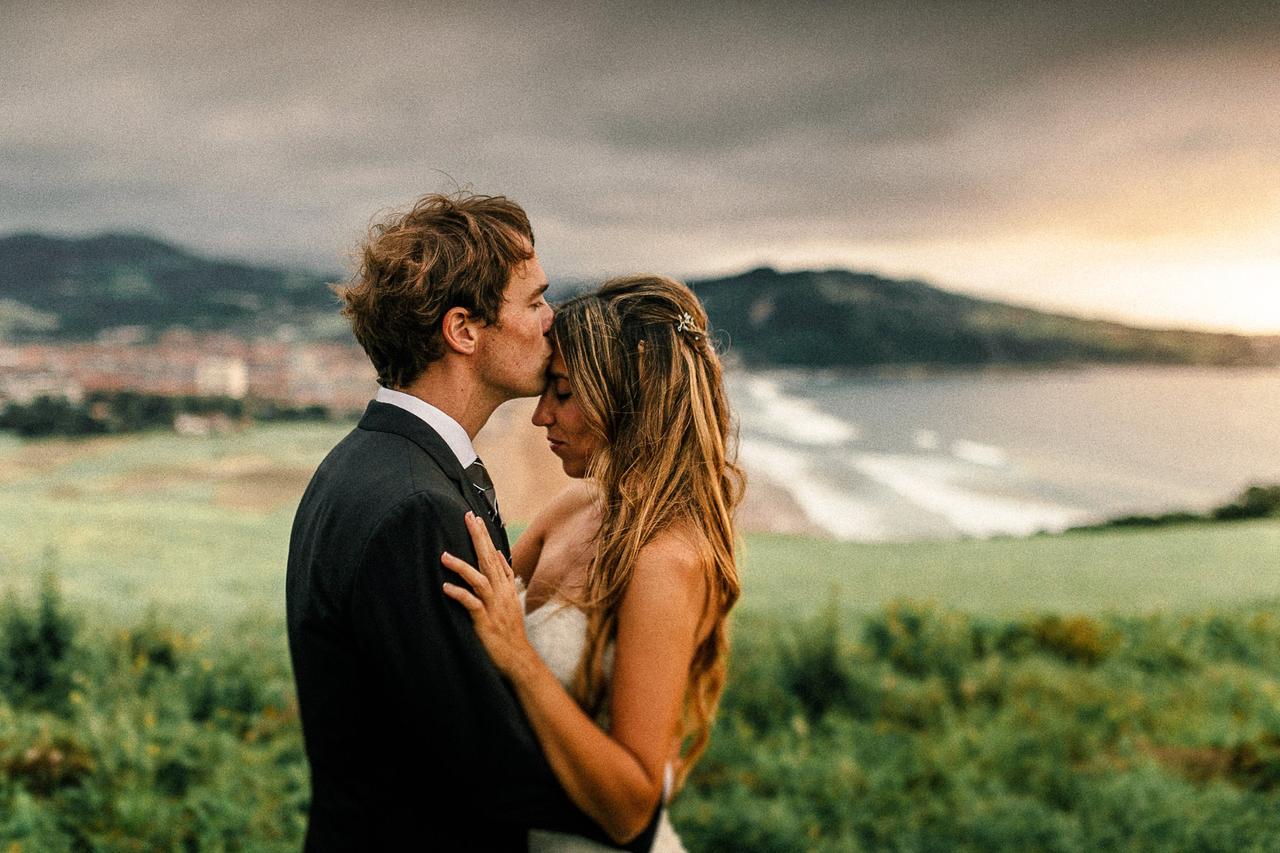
[{"left": 358, "top": 401, "right": 511, "bottom": 559}]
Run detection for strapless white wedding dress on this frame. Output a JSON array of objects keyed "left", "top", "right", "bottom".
[{"left": 522, "top": 591, "right": 686, "bottom": 853}]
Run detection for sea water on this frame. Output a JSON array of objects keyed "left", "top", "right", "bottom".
[{"left": 728, "top": 366, "right": 1280, "bottom": 541}]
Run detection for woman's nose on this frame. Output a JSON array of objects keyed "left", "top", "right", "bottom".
[{"left": 532, "top": 395, "right": 553, "bottom": 427}]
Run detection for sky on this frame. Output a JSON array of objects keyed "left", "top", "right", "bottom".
[{"left": 3, "top": 0, "right": 1279, "bottom": 333}]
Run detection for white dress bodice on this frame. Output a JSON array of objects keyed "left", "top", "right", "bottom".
[
  {"left": 524, "top": 597, "right": 614, "bottom": 717},
  {"left": 521, "top": 590, "right": 685, "bottom": 853}
]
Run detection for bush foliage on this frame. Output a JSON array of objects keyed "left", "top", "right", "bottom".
[
  {"left": 0, "top": 391, "right": 335, "bottom": 438},
  {"left": 0, "top": 576, "right": 306, "bottom": 851},
  {"left": 673, "top": 600, "right": 1280, "bottom": 851},
  {"left": 1070, "top": 483, "right": 1280, "bottom": 531},
  {"left": 2, "top": 579, "right": 1279, "bottom": 850}
]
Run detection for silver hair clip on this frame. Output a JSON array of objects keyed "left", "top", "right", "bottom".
[{"left": 675, "top": 312, "right": 704, "bottom": 338}]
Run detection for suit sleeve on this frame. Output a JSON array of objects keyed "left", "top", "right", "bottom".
[{"left": 348, "top": 492, "right": 659, "bottom": 847}]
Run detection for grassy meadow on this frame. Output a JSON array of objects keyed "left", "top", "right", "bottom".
[
  {"left": 2, "top": 424, "right": 1279, "bottom": 850},
  {"left": 4, "top": 423, "right": 1279, "bottom": 624}
]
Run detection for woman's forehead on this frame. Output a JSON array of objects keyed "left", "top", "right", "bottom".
[{"left": 549, "top": 351, "right": 569, "bottom": 379}]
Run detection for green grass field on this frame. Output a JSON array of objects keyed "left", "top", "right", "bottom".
[
  {"left": 3, "top": 424, "right": 1279, "bottom": 850},
  {"left": 2, "top": 424, "right": 1278, "bottom": 626}
]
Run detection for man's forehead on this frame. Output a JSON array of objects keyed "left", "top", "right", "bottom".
[{"left": 507, "top": 258, "right": 548, "bottom": 292}]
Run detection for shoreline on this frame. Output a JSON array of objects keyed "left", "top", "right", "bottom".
[{"left": 475, "top": 398, "right": 827, "bottom": 537}]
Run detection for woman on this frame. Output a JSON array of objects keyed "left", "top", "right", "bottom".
[{"left": 441, "top": 275, "right": 743, "bottom": 850}]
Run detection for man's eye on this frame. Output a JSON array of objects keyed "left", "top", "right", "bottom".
[{"left": 556, "top": 390, "right": 571, "bottom": 401}]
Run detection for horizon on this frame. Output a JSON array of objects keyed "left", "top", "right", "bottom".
[
  {"left": 3, "top": 2, "right": 1278, "bottom": 334},
  {"left": 5, "top": 225, "right": 1278, "bottom": 340}
]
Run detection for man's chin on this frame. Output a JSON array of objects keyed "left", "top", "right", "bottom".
[
  {"left": 502, "top": 375, "right": 548, "bottom": 400},
  {"left": 518, "top": 381, "right": 548, "bottom": 399}
]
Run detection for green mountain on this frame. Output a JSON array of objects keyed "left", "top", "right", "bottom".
[
  {"left": 690, "top": 267, "right": 1278, "bottom": 368},
  {"left": 0, "top": 232, "right": 342, "bottom": 340},
  {"left": 2, "top": 232, "right": 1276, "bottom": 368}
]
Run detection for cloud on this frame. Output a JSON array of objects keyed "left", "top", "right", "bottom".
[{"left": 2, "top": 0, "right": 1278, "bottom": 330}]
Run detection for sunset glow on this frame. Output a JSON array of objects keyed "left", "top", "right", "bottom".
[{"left": 2, "top": 2, "right": 1278, "bottom": 334}]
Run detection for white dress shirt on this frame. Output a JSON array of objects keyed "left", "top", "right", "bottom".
[{"left": 374, "top": 386, "right": 478, "bottom": 468}]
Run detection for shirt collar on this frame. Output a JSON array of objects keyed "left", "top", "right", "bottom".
[{"left": 374, "top": 386, "right": 478, "bottom": 468}]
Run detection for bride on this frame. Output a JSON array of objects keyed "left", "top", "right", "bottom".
[{"left": 441, "top": 274, "right": 743, "bottom": 850}]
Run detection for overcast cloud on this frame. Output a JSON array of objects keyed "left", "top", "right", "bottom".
[{"left": 3, "top": 0, "right": 1279, "bottom": 330}]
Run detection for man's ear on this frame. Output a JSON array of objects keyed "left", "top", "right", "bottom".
[{"left": 441, "top": 306, "right": 479, "bottom": 355}]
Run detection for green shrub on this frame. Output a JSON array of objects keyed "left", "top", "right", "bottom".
[
  {"left": 0, "top": 578, "right": 305, "bottom": 850},
  {"left": 677, "top": 599, "right": 1280, "bottom": 850},
  {"left": 1211, "top": 485, "right": 1280, "bottom": 521},
  {"left": 863, "top": 599, "right": 979, "bottom": 686},
  {"left": 4, "top": 579, "right": 1280, "bottom": 850},
  {"left": 0, "top": 572, "right": 79, "bottom": 713},
  {"left": 1028, "top": 614, "right": 1117, "bottom": 666}
]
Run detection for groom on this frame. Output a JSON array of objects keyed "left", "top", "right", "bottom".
[{"left": 286, "top": 193, "right": 658, "bottom": 851}]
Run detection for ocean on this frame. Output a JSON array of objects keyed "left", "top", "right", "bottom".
[{"left": 729, "top": 366, "right": 1280, "bottom": 542}]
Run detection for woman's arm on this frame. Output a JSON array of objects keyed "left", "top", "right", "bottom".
[{"left": 442, "top": 513, "right": 706, "bottom": 844}]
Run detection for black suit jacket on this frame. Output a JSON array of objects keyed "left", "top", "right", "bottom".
[{"left": 286, "top": 401, "right": 658, "bottom": 851}]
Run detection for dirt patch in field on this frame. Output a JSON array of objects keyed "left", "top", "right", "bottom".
[
  {"left": 0, "top": 435, "right": 130, "bottom": 486},
  {"left": 108, "top": 466, "right": 200, "bottom": 498},
  {"left": 46, "top": 484, "right": 85, "bottom": 500},
  {"left": 1146, "top": 737, "right": 1280, "bottom": 791},
  {"left": 214, "top": 467, "right": 313, "bottom": 513},
  {"left": 101, "top": 453, "right": 312, "bottom": 513}
]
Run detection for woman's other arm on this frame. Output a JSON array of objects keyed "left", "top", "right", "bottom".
[{"left": 443, "top": 516, "right": 706, "bottom": 844}]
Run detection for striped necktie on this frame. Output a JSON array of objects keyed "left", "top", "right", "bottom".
[{"left": 464, "top": 457, "right": 502, "bottom": 527}]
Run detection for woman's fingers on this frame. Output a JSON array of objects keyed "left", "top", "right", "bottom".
[
  {"left": 442, "top": 517, "right": 535, "bottom": 678},
  {"left": 442, "top": 581, "right": 483, "bottom": 613},
  {"left": 464, "top": 512, "right": 514, "bottom": 585},
  {"left": 465, "top": 513, "right": 500, "bottom": 574},
  {"left": 441, "top": 551, "right": 491, "bottom": 600}
]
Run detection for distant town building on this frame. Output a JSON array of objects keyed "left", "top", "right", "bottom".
[
  {"left": 174, "top": 412, "right": 237, "bottom": 436},
  {"left": 0, "top": 332, "right": 376, "bottom": 411},
  {"left": 195, "top": 357, "right": 249, "bottom": 398}
]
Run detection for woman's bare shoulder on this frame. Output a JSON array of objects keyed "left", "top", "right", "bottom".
[{"left": 630, "top": 524, "right": 708, "bottom": 606}]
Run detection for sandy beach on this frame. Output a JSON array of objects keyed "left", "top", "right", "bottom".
[{"left": 474, "top": 398, "right": 825, "bottom": 537}]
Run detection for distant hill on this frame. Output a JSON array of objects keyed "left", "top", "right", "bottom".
[
  {"left": 690, "top": 267, "right": 1279, "bottom": 368},
  {"left": 2, "top": 232, "right": 1277, "bottom": 368},
  {"left": 0, "top": 232, "right": 343, "bottom": 340}
]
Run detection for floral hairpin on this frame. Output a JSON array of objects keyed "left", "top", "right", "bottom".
[{"left": 675, "top": 312, "right": 704, "bottom": 338}]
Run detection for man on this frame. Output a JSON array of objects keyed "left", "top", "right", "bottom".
[{"left": 286, "top": 192, "right": 657, "bottom": 851}]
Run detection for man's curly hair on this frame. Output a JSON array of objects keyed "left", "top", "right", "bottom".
[{"left": 335, "top": 192, "right": 535, "bottom": 388}]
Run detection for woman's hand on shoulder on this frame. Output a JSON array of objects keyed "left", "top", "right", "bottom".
[{"left": 442, "top": 512, "right": 538, "bottom": 677}]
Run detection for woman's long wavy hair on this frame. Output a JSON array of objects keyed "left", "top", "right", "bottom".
[{"left": 552, "top": 274, "right": 744, "bottom": 790}]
